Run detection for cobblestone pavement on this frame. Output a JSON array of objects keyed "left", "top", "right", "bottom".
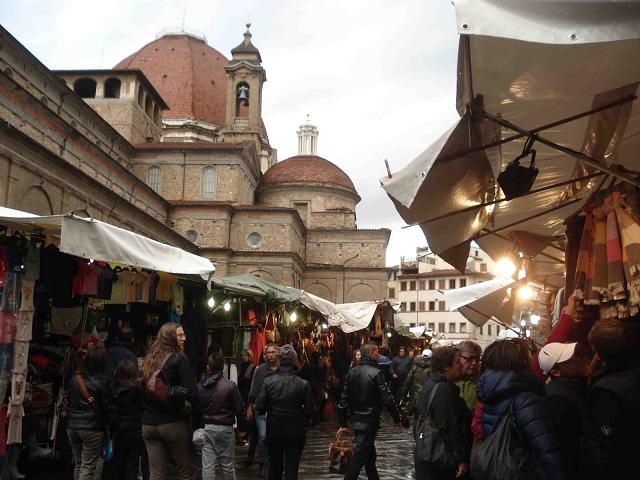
[{"left": 234, "top": 416, "right": 416, "bottom": 480}]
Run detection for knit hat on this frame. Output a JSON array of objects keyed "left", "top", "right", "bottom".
[{"left": 277, "top": 344, "right": 298, "bottom": 366}]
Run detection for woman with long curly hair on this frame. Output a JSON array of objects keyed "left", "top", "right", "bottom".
[{"left": 141, "top": 322, "right": 197, "bottom": 480}]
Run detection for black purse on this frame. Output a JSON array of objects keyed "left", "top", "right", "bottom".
[
  {"left": 414, "top": 383, "right": 457, "bottom": 470},
  {"left": 471, "top": 401, "right": 543, "bottom": 480}
]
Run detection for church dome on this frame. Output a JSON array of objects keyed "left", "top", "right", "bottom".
[
  {"left": 114, "top": 32, "right": 229, "bottom": 126},
  {"left": 259, "top": 155, "right": 358, "bottom": 194}
]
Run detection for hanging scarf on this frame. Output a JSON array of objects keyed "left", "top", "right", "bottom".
[
  {"left": 605, "top": 194, "right": 626, "bottom": 302},
  {"left": 615, "top": 206, "right": 640, "bottom": 314},
  {"left": 574, "top": 213, "right": 595, "bottom": 302},
  {"left": 589, "top": 210, "right": 608, "bottom": 304}
]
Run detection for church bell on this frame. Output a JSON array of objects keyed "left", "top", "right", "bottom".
[{"left": 237, "top": 85, "right": 249, "bottom": 105}]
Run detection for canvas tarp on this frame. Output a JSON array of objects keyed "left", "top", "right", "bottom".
[
  {"left": 382, "top": 0, "right": 640, "bottom": 290},
  {"left": 443, "top": 277, "right": 516, "bottom": 327},
  {"left": 208, "top": 273, "right": 380, "bottom": 333},
  {"left": 0, "top": 206, "right": 215, "bottom": 275}
]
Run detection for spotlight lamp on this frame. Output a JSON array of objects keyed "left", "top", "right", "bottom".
[
  {"left": 530, "top": 313, "right": 540, "bottom": 325},
  {"left": 496, "top": 257, "right": 517, "bottom": 278},
  {"left": 223, "top": 302, "right": 231, "bottom": 312},
  {"left": 321, "top": 322, "right": 328, "bottom": 330},
  {"left": 207, "top": 297, "right": 215, "bottom": 308},
  {"left": 386, "top": 331, "right": 393, "bottom": 338},
  {"left": 497, "top": 136, "right": 539, "bottom": 200},
  {"left": 520, "top": 319, "right": 527, "bottom": 327},
  {"left": 290, "top": 312, "right": 298, "bottom": 322},
  {"left": 517, "top": 284, "right": 535, "bottom": 301}
]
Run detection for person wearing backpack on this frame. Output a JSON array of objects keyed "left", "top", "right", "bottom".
[
  {"left": 400, "top": 348, "right": 432, "bottom": 414},
  {"left": 141, "top": 322, "right": 197, "bottom": 480},
  {"left": 413, "top": 346, "right": 471, "bottom": 480},
  {"left": 108, "top": 359, "right": 144, "bottom": 480},
  {"left": 67, "top": 346, "right": 110, "bottom": 480},
  {"left": 474, "top": 339, "right": 564, "bottom": 480}
]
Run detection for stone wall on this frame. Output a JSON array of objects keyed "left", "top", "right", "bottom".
[
  {"left": 306, "top": 229, "right": 389, "bottom": 269},
  {"left": 302, "top": 267, "right": 389, "bottom": 303}
]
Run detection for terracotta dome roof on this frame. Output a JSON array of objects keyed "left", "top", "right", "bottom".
[
  {"left": 259, "top": 155, "right": 357, "bottom": 193},
  {"left": 114, "top": 33, "right": 229, "bottom": 126}
]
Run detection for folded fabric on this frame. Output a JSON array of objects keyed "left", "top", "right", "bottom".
[
  {"left": 49, "top": 306, "right": 83, "bottom": 335},
  {"left": 10, "top": 372, "right": 26, "bottom": 404},
  {"left": 0, "top": 312, "right": 17, "bottom": 344},
  {"left": 15, "top": 310, "right": 33, "bottom": 342},
  {"left": 12, "top": 341, "right": 29, "bottom": 374}
]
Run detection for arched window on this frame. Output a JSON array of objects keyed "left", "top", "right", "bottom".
[
  {"left": 148, "top": 166, "right": 161, "bottom": 193},
  {"left": 202, "top": 166, "right": 216, "bottom": 200},
  {"left": 104, "top": 78, "right": 121, "bottom": 98},
  {"left": 73, "top": 78, "right": 97, "bottom": 98},
  {"left": 235, "top": 82, "right": 250, "bottom": 118}
]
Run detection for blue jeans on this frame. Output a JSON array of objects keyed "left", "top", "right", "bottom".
[
  {"left": 202, "top": 424, "right": 236, "bottom": 480},
  {"left": 255, "top": 414, "right": 268, "bottom": 473}
]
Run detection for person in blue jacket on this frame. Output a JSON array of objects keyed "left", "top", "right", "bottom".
[{"left": 476, "top": 339, "right": 564, "bottom": 480}]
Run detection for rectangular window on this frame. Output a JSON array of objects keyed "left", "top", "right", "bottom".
[
  {"left": 419, "top": 280, "right": 426, "bottom": 290},
  {"left": 460, "top": 322, "right": 467, "bottom": 333},
  {"left": 488, "top": 324, "right": 492, "bottom": 336},
  {"left": 388, "top": 288, "right": 395, "bottom": 298},
  {"left": 438, "top": 279, "right": 446, "bottom": 290},
  {"left": 202, "top": 167, "right": 216, "bottom": 200},
  {"left": 400, "top": 281, "right": 407, "bottom": 291},
  {"left": 479, "top": 326, "right": 483, "bottom": 335},
  {"left": 148, "top": 167, "right": 160, "bottom": 193},
  {"left": 480, "top": 263, "right": 488, "bottom": 272},
  {"left": 459, "top": 278, "right": 467, "bottom": 288},
  {"left": 419, "top": 301, "right": 426, "bottom": 311},
  {"left": 449, "top": 323, "right": 456, "bottom": 333},
  {"left": 428, "top": 280, "right": 436, "bottom": 290},
  {"left": 449, "top": 279, "right": 456, "bottom": 289},
  {"left": 409, "top": 322, "right": 416, "bottom": 328},
  {"left": 409, "top": 302, "right": 416, "bottom": 312},
  {"left": 409, "top": 281, "right": 416, "bottom": 291},
  {"left": 428, "top": 301, "right": 435, "bottom": 311},
  {"left": 400, "top": 302, "right": 407, "bottom": 312},
  {"left": 428, "top": 322, "right": 435, "bottom": 331},
  {"left": 438, "top": 322, "right": 445, "bottom": 333},
  {"left": 438, "top": 301, "right": 446, "bottom": 311},
  {"left": 497, "top": 325, "right": 501, "bottom": 335}
]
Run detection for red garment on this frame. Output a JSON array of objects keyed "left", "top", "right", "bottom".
[
  {"left": 72, "top": 260, "right": 100, "bottom": 296},
  {"left": 471, "top": 401, "right": 484, "bottom": 440},
  {"left": 0, "top": 246, "right": 8, "bottom": 289},
  {"left": 249, "top": 328, "right": 266, "bottom": 366}
]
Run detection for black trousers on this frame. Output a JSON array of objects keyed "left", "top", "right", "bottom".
[
  {"left": 267, "top": 438, "right": 304, "bottom": 480},
  {"left": 343, "top": 426, "right": 379, "bottom": 480},
  {"left": 114, "top": 430, "right": 143, "bottom": 480}
]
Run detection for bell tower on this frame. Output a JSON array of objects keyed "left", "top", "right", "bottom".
[{"left": 224, "top": 23, "right": 266, "bottom": 131}]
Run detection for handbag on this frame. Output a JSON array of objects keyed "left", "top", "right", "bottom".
[
  {"left": 145, "top": 353, "right": 172, "bottom": 405},
  {"left": 470, "top": 401, "right": 543, "bottom": 480},
  {"left": 414, "top": 383, "right": 456, "bottom": 470},
  {"left": 328, "top": 427, "right": 354, "bottom": 474}
]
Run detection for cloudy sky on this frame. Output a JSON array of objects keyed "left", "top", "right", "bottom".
[{"left": 1, "top": 0, "right": 461, "bottom": 265}]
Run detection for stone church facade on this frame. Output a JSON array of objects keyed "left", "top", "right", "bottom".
[{"left": 0, "top": 24, "right": 389, "bottom": 302}]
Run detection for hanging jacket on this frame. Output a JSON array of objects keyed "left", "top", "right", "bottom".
[
  {"left": 581, "top": 358, "right": 640, "bottom": 480},
  {"left": 108, "top": 382, "right": 144, "bottom": 433},
  {"left": 477, "top": 369, "right": 563, "bottom": 480}
]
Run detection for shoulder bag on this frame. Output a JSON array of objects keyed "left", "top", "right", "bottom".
[
  {"left": 414, "top": 383, "right": 457, "bottom": 470},
  {"left": 76, "top": 374, "right": 112, "bottom": 461},
  {"left": 145, "top": 353, "right": 173, "bottom": 405}
]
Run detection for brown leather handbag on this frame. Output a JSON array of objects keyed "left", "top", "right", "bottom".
[{"left": 328, "top": 427, "right": 354, "bottom": 474}]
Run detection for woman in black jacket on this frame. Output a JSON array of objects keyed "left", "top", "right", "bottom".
[
  {"left": 141, "top": 322, "right": 197, "bottom": 480},
  {"left": 256, "top": 344, "right": 313, "bottom": 480},
  {"left": 67, "top": 346, "right": 109, "bottom": 480},
  {"left": 109, "top": 359, "right": 144, "bottom": 480}
]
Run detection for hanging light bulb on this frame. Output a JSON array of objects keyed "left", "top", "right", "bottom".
[
  {"left": 207, "top": 297, "right": 215, "bottom": 308},
  {"left": 290, "top": 312, "right": 298, "bottom": 322},
  {"left": 386, "top": 332, "right": 392, "bottom": 338},
  {"left": 530, "top": 313, "right": 540, "bottom": 325},
  {"left": 520, "top": 319, "right": 527, "bottom": 327},
  {"left": 517, "top": 284, "right": 535, "bottom": 301},
  {"left": 496, "top": 257, "right": 517, "bottom": 278},
  {"left": 223, "top": 302, "right": 231, "bottom": 312},
  {"left": 321, "top": 322, "right": 328, "bottom": 330}
]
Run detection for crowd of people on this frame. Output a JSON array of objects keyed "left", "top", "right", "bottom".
[{"left": 61, "top": 301, "right": 639, "bottom": 480}]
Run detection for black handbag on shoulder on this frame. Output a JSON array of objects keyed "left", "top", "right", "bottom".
[
  {"left": 414, "top": 383, "right": 457, "bottom": 470},
  {"left": 470, "top": 401, "right": 543, "bottom": 480}
]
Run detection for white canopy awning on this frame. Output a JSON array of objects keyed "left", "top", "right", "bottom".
[
  {"left": 443, "top": 277, "right": 516, "bottom": 327},
  {"left": 382, "top": 1, "right": 640, "bottom": 289},
  {"left": 0, "top": 206, "right": 215, "bottom": 275}
]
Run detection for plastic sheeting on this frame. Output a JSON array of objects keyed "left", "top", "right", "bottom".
[
  {"left": 0, "top": 207, "right": 215, "bottom": 275},
  {"left": 382, "top": 2, "right": 640, "bottom": 291}
]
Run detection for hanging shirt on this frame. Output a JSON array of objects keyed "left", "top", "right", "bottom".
[
  {"left": 170, "top": 284, "right": 184, "bottom": 315},
  {"left": 127, "top": 272, "right": 146, "bottom": 303},
  {"left": 137, "top": 272, "right": 152, "bottom": 303},
  {"left": 0, "top": 246, "right": 8, "bottom": 289},
  {"left": 156, "top": 272, "right": 176, "bottom": 302},
  {"left": 109, "top": 271, "right": 134, "bottom": 304},
  {"left": 96, "top": 266, "right": 117, "bottom": 300},
  {"left": 52, "top": 252, "right": 78, "bottom": 307},
  {"left": 22, "top": 243, "right": 40, "bottom": 282},
  {"left": 72, "top": 260, "right": 100, "bottom": 296}
]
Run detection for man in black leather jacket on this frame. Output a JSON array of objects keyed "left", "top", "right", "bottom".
[{"left": 338, "top": 342, "right": 404, "bottom": 480}]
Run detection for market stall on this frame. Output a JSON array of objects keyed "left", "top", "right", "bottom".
[{"left": 0, "top": 206, "right": 215, "bottom": 468}]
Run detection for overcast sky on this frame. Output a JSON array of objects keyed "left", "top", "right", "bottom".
[{"left": 1, "top": 0, "right": 461, "bottom": 266}]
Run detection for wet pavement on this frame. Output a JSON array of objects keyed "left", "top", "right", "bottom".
[{"left": 234, "top": 416, "right": 416, "bottom": 480}]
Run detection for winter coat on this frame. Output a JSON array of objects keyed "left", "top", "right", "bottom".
[
  {"left": 400, "top": 355, "right": 431, "bottom": 412},
  {"left": 455, "top": 377, "right": 478, "bottom": 412},
  {"left": 391, "top": 356, "right": 412, "bottom": 381},
  {"left": 415, "top": 373, "right": 472, "bottom": 468},
  {"left": 67, "top": 374, "right": 109, "bottom": 431},
  {"left": 477, "top": 369, "right": 564, "bottom": 480},
  {"left": 238, "top": 361, "right": 256, "bottom": 405},
  {"left": 108, "top": 382, "right": 144, "bottom": 434},
  {"left": 581, "top": 358, "right": 640, "bottom": 480},
  {"left": 255, "top": 365, "right": 313, "bottom": 441},
  {"left": 142, "top": 353, "right": 197, "bottom": 425},
  {"left": 338, "top": 357, "right": 402, "bottom": 430},
  {"left": 248, "top": 362, "right": 278, "bottom": 404},
  {"left": 544, "top": 377, "right": 586, "bottom": 479},
  {"left": 196, "top": 372, "right": 246, "bottom": 428}
]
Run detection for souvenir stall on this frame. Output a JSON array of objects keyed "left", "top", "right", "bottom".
[
  {"left": 380, "top": 2, "right": 640, "bottom": 343},
  {"left": 0, "top": 207, "right": 215, "bottom": 473}
]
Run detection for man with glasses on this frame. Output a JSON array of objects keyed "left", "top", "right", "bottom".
[{"left": 455, "top": 341, "right": 482, "bottom": 413}]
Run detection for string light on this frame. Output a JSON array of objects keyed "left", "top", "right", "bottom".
[
  {"left": 223, "top": 302, "right": 231, "bottom": 312},
  {"left": 321, "top": 322, "right": 328, "bottom": 330},
  {"left": 290, "top": 312, "right": 298, "bottom": 322},
  {"left": 386, "top": 332, "right": 392, "bottom": 338},
  {"left": 207, "top": 297, "right": 215, "bottom": 308},
  {"left": 517, "top": 285, "right": 535, "bottom": 300}
]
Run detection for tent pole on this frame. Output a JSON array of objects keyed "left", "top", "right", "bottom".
[{"left": 483, "top": 111, "right": 640, "bottom": 189}]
